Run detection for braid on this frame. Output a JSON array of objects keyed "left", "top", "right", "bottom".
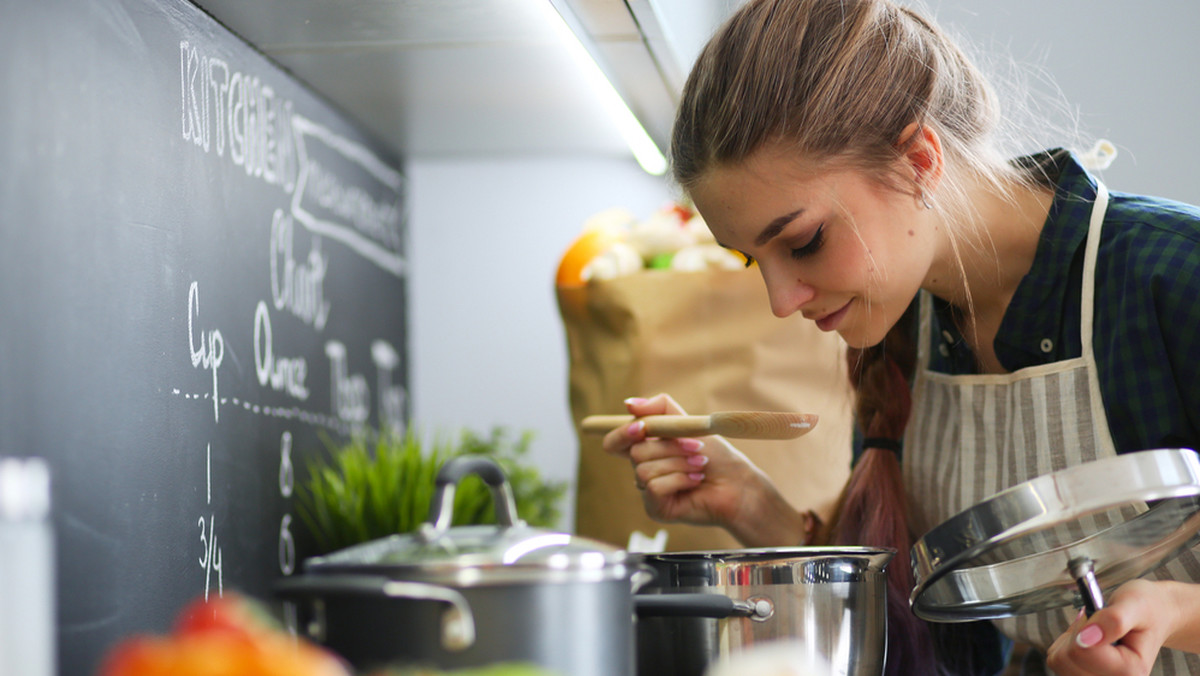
[
  {"left": 823, "top": 303, "right": 939, "bottom": 676},
  {"left": 826, "top": 304, "right": 1003, "bottom": 676}
]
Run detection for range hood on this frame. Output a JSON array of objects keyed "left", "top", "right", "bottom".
[{"left": 189, "top": 0, "right": 743, "bottom": 162}]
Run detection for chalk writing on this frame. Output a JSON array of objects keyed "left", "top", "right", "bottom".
[
  {"left": 174, "top": 27, "right": 407, "bottom": 617},
  {"left": 371, "top": 340, "right": 405, "bottom": 432},
  {"left": 303, "top": 159, "right": 399, "bottom": 250},
  {"left": 278, "top": 431, "right": 294, "bottom": 498},
  {"left": 278, "top": 514, "right": 296, "bottom": 576},
  {"left": 198, "top": 442, "right": 223, "bottom": 600},
  {"left": 254, "top": 301, "right": 310, "bottom": 400},
  {"left": 180, "top": 40, "right": 296, "bottom": 192},
  {"left": 187, "top": 282, "right": 224, "bottom": 423},
  {"left": 270, "top": 209, "right": 331, "bottom": 330},
  {"left": 278, "top": 431, "right": 296, "bottom": 575},
  {"left": 172, "top": 388, "right": 353, "bottom": 433},
  {"left": 326, "top": 341, "right": 369, "bottom": 425},
  {"left": 198, "top": 514, "right": 223, "bottom": 600},
  {"left": 292, "top": 115, "right": 405, "bottom": 277}
]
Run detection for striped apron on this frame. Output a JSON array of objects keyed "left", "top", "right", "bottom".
[{"left": 902, "top": 182, "right": 1200, "bottom": 674}]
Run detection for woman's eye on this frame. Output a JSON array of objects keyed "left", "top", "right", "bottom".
[{"left": 790, "top": 224, "right": 825, "bottom": 260}]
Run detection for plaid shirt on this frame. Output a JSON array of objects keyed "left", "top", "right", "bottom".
[{"left": 928, "top": 149, "right": 1200, "bottom": 455}]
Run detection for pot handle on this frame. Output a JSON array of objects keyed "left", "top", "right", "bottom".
[
  {"left": 635, "top": 593, "right": 773, "bottom": 620},
  {"left": 275, "top": 575, "right": 476, "bottom": 652},
  {"left": 423, "top": 456, "right": 525, "bottom": 538},
  {"left": 631, "top": 564, "right": 658, "bottom": 594}
]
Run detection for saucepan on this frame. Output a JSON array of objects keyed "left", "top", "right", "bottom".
[
  {"left": 278, "top": 456, "right": 892, "bottom": 676},
  {"left": 277, "top": 455, "right": 639, "bottom": 675},
  {"left": 634, "top": 546, "right": 893, "bottom": 676}
]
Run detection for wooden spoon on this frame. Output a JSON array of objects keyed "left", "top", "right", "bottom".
[{"left": 580, "top": 411, "right": 818, "bottom": 440}]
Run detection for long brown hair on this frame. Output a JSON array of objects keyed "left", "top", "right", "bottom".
[{"left": 671, "top": 1, "right": 1033, "bottom": 673}]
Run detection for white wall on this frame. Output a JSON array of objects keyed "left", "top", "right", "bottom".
[
  {"left": 927, "top": 0, "right": 1200, "bottom": 205},
  {"left": 407, "top": 2, "right": 1200, "bottom": 533},
  {"left": 407, "top": 156, "right": 674, "bottom": 529}
]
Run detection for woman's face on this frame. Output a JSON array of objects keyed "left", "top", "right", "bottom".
[{"left": 691, "top": 150, "right": 939, "bottom": 348}]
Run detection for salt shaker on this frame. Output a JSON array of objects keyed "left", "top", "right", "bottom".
[{"left": 0, "top": 457, "right": 55, "bottom": 676}]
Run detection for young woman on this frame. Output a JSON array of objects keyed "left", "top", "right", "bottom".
[{"left": 601, "top": 0, "right": 1200, "bottom": 674}]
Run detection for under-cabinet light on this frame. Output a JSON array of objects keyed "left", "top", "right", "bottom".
[{"left": 539, "top": 0, "right": 669, "bottom": 176}]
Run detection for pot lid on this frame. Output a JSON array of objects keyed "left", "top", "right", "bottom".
[
  {"left": 306, "top": 522, "right": 629, "bottom": 584},
  {"left": 305, "top": 456, "right": 629, "bottom": 585},
  {"left": 910, "top": 448, "right": 1200, "bottom": 622}
]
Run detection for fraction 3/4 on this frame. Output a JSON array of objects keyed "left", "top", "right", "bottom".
[{"left": 198, "top": 514, "right": 223, "bottom": 600}]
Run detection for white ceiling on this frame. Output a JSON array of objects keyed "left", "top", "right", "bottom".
[{"left": 189, "top": 0, "right": 718, "bottom": 162}]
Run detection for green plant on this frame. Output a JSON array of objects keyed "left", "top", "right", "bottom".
[
  {"left": 456, "top": 427, "right": 567, "bottom": 530},
  {"left": 295, "top": 426, "right": 567, "bottom": 555}
]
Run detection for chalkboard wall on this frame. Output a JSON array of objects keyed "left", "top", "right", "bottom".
[{"left": 0, "top": 1, "right": 408, "bottom": 673}]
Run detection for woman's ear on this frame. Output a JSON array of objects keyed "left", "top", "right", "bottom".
[{"left": 896, "top": 123, "right": 944, "bottom": 200}]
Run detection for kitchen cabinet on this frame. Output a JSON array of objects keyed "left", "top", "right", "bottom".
[{"left": 190, "top": 0, "right": 743, "bottom": 160}]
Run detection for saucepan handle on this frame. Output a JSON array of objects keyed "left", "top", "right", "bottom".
[
  {"left": 630, "top": 563, "right": 658, "bottom": 594},
  {"left": 1069, "top": 557, "right": 1105, "bottom": 617},
  {"left": 275, "top": 575, "right": 476, "bottom": 651},
  {"left": 635, "top": 593, "right": 773, "bottom": 621}
]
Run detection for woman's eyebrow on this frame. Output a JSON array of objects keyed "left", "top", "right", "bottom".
[{"left": 755, "top": 209, "right": 805, "bottom": 246}]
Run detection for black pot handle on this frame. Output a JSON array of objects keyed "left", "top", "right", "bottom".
[
  {"left": 635, "top": 593, "right": 773, "bottom": 620},
  {"left": 424, "top": 456, "right": 524, "bottom": 538},
  {"left": 436, "top": 455, "right": 508, "bottom": 487}
]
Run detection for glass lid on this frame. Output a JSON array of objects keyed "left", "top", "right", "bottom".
[
  {"left": 305, "top": 456, "right": 628, "bottom": 584},
  {"left": 910, "top": 448, "right": 1200, "bottom": 622}
]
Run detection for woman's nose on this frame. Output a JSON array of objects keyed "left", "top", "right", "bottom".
[{"left": 760, "top": 265, "right": 816, "bottom": 318}]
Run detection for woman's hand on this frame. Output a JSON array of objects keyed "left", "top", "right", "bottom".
[
  {"left": 600, "top": 393, "right": 808, "bottom": 547},
  {"left": 1046, "top": 579, "right": 1200, "bottom": 675}
]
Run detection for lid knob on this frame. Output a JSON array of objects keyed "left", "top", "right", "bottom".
[{"left": 421, "top": 456, "right": 525, "bottom": 541}]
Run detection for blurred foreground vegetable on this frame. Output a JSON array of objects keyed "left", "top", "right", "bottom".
[
  {"left": 296, "top": 427, "right": 567, "bottom": 555},
  {"left": 98, "top": 594, "right": 349, "bottom": 676},
  {"left": 368, "top": 664, "right": 559, "bottom": 676}
]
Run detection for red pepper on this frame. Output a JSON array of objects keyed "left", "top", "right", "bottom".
[{"left": 98, "top": 594, "right": 350, "bottom": 676}]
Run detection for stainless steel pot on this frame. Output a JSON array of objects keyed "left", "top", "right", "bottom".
[
  {"left": 277, "top": 456, "right": 637, "bottom": 676},
  {"left": 634, "top": 547, "right": 894, "bottom": 676}
]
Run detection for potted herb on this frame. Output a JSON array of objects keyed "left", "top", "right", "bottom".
[{"left": 295, "top": 426, "right": 567, "bottom": 555}]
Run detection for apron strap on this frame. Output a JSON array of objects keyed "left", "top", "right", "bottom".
[
  {"left": 912, "top": 180, "right": 1112, "bottom": 451},
  {"left": 913, "top": 182, "right": 1110, "bottom": 376},
  {"left": 1079, "top": 182, "right": 1109, "bottom": 355},
  {"left": 1080, "top": 181, "right": 1116, "bottom": 457}
]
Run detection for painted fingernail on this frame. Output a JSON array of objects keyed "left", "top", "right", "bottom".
[
  {"left": 687, "top": 454, "right": 709, "bottom": 467},
  {"left": 687, "top": 472, "right": 705, "bottom": 481},
  {"left": 624, "top": 397, "right": 649, "bottom": 406},
  {"left": 628, "top": 421, "right": 645, "bottom": 437},
  {"left": 1076, "top": 624, "right": 1104, "bottom": 649},
  {"left": 678, "top": 438, "right": 705, "bottom": 452}
]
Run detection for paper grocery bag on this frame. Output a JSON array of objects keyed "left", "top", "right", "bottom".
[{"left": 558, "top": 268, "right": 854, "bottom": 551}]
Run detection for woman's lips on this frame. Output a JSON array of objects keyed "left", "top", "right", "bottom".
[{"left": 814, "top": 301, "right": 851, "bottom": 332}]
